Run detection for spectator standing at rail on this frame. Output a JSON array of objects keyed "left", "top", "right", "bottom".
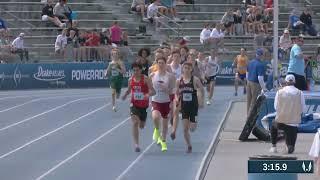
[
  {"left": 287, "top": 35, "right": 307, "bottom": 90},
  {"left": 53, "top": 0, "right": 72, "bottom": 25},
  {"left": 246, "top": 48, "right": 267, "bottom": 114},
  {"left": 11, "top": 33, "right": 29, "bottom": 63},
  {"left": 110, "top": 21, "right": 122, "bottom": 45},
  {"left": 67, "top": 30, "right": 80, "bottom": 62},
  {"left": 270, "top": 74, "right": 305, "bottom": 154},
  {"left": 55, "top": 29, "right": 68, "bottom": 61},
  {"left": 131, "top": 0, "right": 149, "bottom": 22},
  {"left": 41, "top": 0, "right": 66, "bottom": 28}
]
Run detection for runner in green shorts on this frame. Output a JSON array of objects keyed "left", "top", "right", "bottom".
[{"left": 106, "top": 48, "right": 126, "bottom": 112}]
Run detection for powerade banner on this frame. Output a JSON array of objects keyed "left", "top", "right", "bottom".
[{"left": 0, "top": 62, "right": 284, "bottom": 90}]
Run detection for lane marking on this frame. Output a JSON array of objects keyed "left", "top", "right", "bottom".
[
  {"left": 0, "top": 95, "right": 108, "bottom": 113},
  {"left": 115, "top": 142, "right": 155, "bottom": 180},
  {"left": 0, "top": 103, "right": 110, "bottom": 159},
  {"left": 0, "top": 96, "right": 30, "bottom": 100},
  {"left": 0, "top": 96, "right": 107, "bottom": 132},
  {"left": 35, "top": 117, "right": 130, "bottom": 180}
]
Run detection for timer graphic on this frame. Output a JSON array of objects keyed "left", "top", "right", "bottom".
[{"left": 248, "top": 160, "right": 314, "bottom": 174}]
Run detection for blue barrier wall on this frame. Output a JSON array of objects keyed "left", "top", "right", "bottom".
[{"left": 0, "top": 61, "right": 284, "bottom": 90}]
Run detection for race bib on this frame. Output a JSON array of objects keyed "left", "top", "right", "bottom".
[
  {"left": 133, "top": 92, "right": 144, "bottom": 100},
  {"left": 111, "top": 69, "right": 119, "bottom": 76},
  {"left": 183, "top": 93, "right": 192, "bottom": 102}
]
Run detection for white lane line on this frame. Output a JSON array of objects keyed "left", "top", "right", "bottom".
[
  {"left": 0, "top": 96, "right": 29, "bottom": 100},
  {"left": 0, "top": 103, "right": 110, "bottom": 160},
  {"left": 0, "top": 95, "right": 107, "bottom": 113},
  {"left": 115, "top": 142, "right": 155, "bottom": 180},
  {"left": 0, "top": 96, "right": 107, "bottom": 132},
  {"left": 35, "top": 117, "right": 131, "bottom": 180}
]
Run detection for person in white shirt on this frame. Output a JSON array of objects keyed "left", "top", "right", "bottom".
[
  {"left": 55, "top": 28, "right": 68, "bottom": 61},
  {"left": 131, "top": 0, "right": 148, "bottom": 21},
  {"left": 270, "top": 74, "right": 306, "bottom": 154},
  {"left": 210, "top": 23, "right": 225, "bottom": 51},
  {"left": 279, "top": 29, "right": 292, "bottom": 61},
  {"left": 147, "top": 0, "right": 167, "bottom": 28},
  {"left": 12, "top": 33, "right": 29, "bottom": 62},
  {"left": 205, "top": 50, "right": 221, "bottom": 105},
  {"left": 200, "top": 23, "right": 212, "bottom": 50}
]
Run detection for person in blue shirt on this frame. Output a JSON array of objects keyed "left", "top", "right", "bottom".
[
  {"left": 287, "top": 35, "right": 307, "bottom": 90},
  {"left": 246, "top": 48, "right": 267, "bottom": 114},
  {"left": 0, "top": 18, "right": 7, "bottom": 30}
]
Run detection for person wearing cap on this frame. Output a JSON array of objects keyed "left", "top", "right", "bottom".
[
  {"left": 246, "top": 48, "right": 266, "bottom": 114},
  {"left": 279, "top": 29, "right": 292, "bottom": 61},
  {"left": 287, "top": 35, "right": 307, "bottom": 90},
  {"left": 11, "top": 33, "right": 29, "bottom": 62},
  {"left": 270, "top": 74, "right": 306, "bottom": 154}
]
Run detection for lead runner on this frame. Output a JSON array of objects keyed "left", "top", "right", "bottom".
[{"left": 122, "top": 62, "right": 155, "bottom": 152}]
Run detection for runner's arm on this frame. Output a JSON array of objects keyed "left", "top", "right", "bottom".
[
  {"left": 175, "top": 80, "right": 180, "bottom": 102},
  {"left": 168, "top": 74, "right": 176, "bottom": 95},
  {"left": 105, "top": 63, "right": 111, "bottom": 76},
  {"left": 145, "top": 76, "right": 156, "bottom": 97},
  {"left": 194, "top": 77, "right": 205, "bottom": 107},
  {"left": 122, "top": 78, "right": 132, "bottom": 100},
  {"left": 119, "top": 62, "right": 126, "bottom": 74}
]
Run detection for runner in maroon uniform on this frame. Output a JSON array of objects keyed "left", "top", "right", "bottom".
[{"left": 122, "top": 62, "right": 155, "bottom": 152}]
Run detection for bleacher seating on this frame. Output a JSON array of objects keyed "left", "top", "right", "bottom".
[{"left": 1, "top": 0, "right": 320, "bottom": 62}]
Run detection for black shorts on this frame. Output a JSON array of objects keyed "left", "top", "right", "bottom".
[
  {"left": 206, "top": 75, "right": 217, "bottom": 83},
  {"left": 130, "top": 106, "right": 148, "bottom": 122},
  {"left": 287, "top": 72, "right": 307, "bottom": 91},
  {"left": 181, "top": 104, "right": 198, "bottom": 123}
]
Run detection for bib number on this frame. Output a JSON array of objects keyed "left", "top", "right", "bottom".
[
  {"left": 183, "top": 93, "right": 192, "bottom": 102},
  {"left": 134, "top": 92, "right": 144, "bottom": 100},
  {"left": 112, "top": 69, "right": 119, "bottom": 76}
]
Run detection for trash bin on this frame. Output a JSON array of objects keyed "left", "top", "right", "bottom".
[{"left": 248, "top": 155, "right": 297, "bottom": 180}]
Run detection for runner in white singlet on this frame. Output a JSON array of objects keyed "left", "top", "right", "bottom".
[{"left": 205, "top": 50, "right": 220, "bottom": 105}]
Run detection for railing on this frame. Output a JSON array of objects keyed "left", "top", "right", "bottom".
[{"left": 156, "top": 11, "right": 184, "bottom": 42}]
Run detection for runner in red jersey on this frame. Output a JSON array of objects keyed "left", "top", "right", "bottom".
[{"left": 122, "top": 62, "right": 155, "bottom": 152}]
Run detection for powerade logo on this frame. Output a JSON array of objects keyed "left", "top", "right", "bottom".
[
  {"left": 33, "top": 66, "right": 65, "bottom": 81},
  {"left": 71, "top": 69, "right": 107, "bottom": 81}
]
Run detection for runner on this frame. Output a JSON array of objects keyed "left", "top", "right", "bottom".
[
  {"left": 205, "top": 50, "right": 220, "bottom": 105},
  {"left": 106, "top": 48, "right": 126, "bottom": 112},
  {"left": 233, "top": 48, "right": 248, "bottom": 96},
  {"left": 175, "top": 62, "right": 204, "bottom": 153},
  {"left": 150, "top": 57, "right": 176, "bottom": 152},
  {"left": 122, "top": 62, "right": 155, "bottom": 152}
]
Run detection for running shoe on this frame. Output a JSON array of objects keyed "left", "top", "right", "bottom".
[
  {"left": 135, "top": 147, "right": 141, "bottom": 152},
  {"left": 186, "top": 146, "right": 192, "bottom": 153},
  {"left": 206, "top": 100, "right": 211, "bottom": 105},
  {"left": 160, "top": 140, "right": 167, "bottom": 152},
  {"left": 170, "top": 132, "right": 176, "bottom": 140},
  {"left": 112, "top": 106, "right": 117, "bottom": 112},
  {"left": 157, "top": 137, "right": 162, "bottom": 145},
  {"left": 269, "top": 146, "right": 278, "bottom": 153},
  {"left": 153, "top": 128, "right": 160, "bottom": 141}
]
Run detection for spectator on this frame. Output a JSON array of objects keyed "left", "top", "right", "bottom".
[
  {"left": 234, "top": 9, "right": 244, "bottom": 35},
  {"left": 270, "top": 74, "right": 305, "bottom": 154},
  {"left": 288, "top": 9, "right": 304, "bottom": 35},
  {"left": 246, "top": 48, "right": 267, "bottom": 114},
  {"left": 200, "top": 23, "right": 212, "bottom": 50},
  {"left": 178, "top": 36, "right": 191, "bottom": 47},
  {"left": 287, "top": 35, "right": 307, "bottom": 90},
  {"left": 55, "top": 29, "right": 68, "bottom": 61},
  {"left": 67, "top": 30, "right": 79, "bottom": 62},
  {"left": 78, "top": 30, "right": 87, "bottom": 62},
  {"left": 180, "top": 46, "right": 189, "bottom": 64},
  {"left": 86, "top": 29, "right": 101, "bottom": 61},
  {"left": 161, "top": 0, "right": 179, "bottom": 21},
  {"left": 110, "top": 21, "right": 122, "bottom": 45},
  {"left": 0, "top": 29, "right": 12, "bottom": 63},
  {"left": 279, "top": 29, "right": 292, "bottom": 61},
  {"left": 246, "top": 8, "right": 255, "bottom": 35},
  {"left": 0, "top": 17, "right": 7, "bottom": 30},
  {"left": 100, "top": 28, "right": 111, "bottom": 61},
  {"left": 209, "top": 23, "right": 225, "bottom": 51},
  {"left": 122, "top": 31, "right": 129, "bottom": 46},
  {"left": 137, "top": 48, "right": 151, "bottom": 76},
  {"left": 300, "top": 7, "right": 318, "bottom": 36},
  {"left": 233, "top": 48, "right": 248, "bottom": 96},
  {"left": 67, "top": 20, "right": 79, "bottom": 37},
  {"left": 11, "top": 33, "right": 29, "bottom": 62},
  {"left": 147, "top": 0, "right": 168, "bottom": 25},
  {"left": 261, "top": 9, "right": 273, "bottom": 33},
  {"left": 316, "top": 45, "right": 320, "bottom": 62},
  {"left": 41, "top": 0, "right": 66, "bottom": 28},
  {"left": 53, "top": 0, "right": 72, "bottom": 24},
  {"left": 221, "top": 9, "right": 235, "bottom": 35},
  {"left": 131, "top": 0, "right": 148, "bottom": 21}
]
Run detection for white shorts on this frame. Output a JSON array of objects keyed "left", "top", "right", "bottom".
[{"left": 42, "top": 15, "right": 49, "bottom": 21}]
